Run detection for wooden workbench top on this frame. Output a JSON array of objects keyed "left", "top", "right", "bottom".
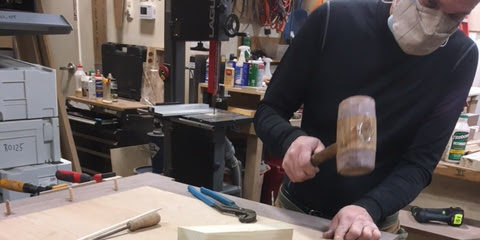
[
  {"left": 0, "top": 173, "right": 398, "bottom": 240},
  {"left": 67, "top": 96, "right": 148, "bottom": 112},
  {"left": 434, "top": 161, "right": 480, "bottom": 183}
]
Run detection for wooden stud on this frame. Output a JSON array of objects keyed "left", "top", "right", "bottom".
[
  {"left": 4, "top": 200, "right": 11, "bottom": 216},
  {"left": 113, "top": 0, "right": 125, "bottom": 29},
  {"left": 68, "top": 188, "right": 74, "bottom": 202},
  {"left": 91, "top": 0, "right": 107, "bottom": 66},
  {"left": 113, "top": 179, "right": 118, "bottom": 191}
]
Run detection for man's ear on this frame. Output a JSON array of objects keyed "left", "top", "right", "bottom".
[{"left": 390, "top": 0, "right": 398, "bottom": 15}]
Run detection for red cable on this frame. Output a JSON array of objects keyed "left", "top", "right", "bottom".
[{"left": 258, "top": 0, "right": 292, "bottom": 32}]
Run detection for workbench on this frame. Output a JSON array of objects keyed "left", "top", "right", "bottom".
[
  {"left": 0, "top": 173, "right": 398, "bottom": 239},
  {"left": 67, "top": 96, "right": 149, "bottom": 112},
  {"left": 66, "top": 96, "right": 153, "bottom": 174},
  {"left": 434, "top": 161, "right": 480, "bottom": 183}
]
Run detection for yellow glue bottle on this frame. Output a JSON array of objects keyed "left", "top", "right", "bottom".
[{"left": 444, "top": 114, "right": 470, "bottom": 163}]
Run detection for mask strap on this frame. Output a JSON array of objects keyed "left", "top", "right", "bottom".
[
  {"left": 440, "top": 37, "right": 450, "bottom": 48},
  {"left": 381, "top": 0, "right": 393, "bottom": 3}
]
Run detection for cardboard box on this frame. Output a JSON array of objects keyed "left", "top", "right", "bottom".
[
  {"left": 465, "top": 113, "right": 479, "bottom": 126},
  {"left": 469, "top": 126, "right": 479, "bottom": 141},
  {"left": 460, "top": 152, "right": 480, "bottom": 170}
]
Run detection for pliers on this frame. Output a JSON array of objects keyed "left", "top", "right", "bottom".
[{"left": 187, "top": 186, "right": 257, "bottom": 223}]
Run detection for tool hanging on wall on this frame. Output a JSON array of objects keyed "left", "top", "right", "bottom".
[
  {"left": 283, "top": 0, "right": 307, "bottom": 40},
  {"left": 257, "top": 0, "right": 292, "bottom": 33}
]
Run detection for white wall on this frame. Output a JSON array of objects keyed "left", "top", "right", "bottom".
[
  {"left": 470, "top": 5, "right": 480, "bottom": 32},
  {"left": 77, "top": 0, "right": 165, "bottom": 72}
]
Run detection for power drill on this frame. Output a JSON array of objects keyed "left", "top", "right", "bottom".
[{"left": 411, "top": 206, "right": 464, "bottom": 227}]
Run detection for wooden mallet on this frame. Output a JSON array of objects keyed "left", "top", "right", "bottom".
[{"left": 310, "top": 96, "right": 377, "bottom": 176}]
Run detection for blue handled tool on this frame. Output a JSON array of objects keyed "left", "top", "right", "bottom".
[{"left": 188, "top": 186, "right": 257, "bottom": 223}]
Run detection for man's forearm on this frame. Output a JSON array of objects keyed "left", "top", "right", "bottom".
[
  {"left": 254, "top": 102, "right": 307, "bottom": 156},
  {"left": 354, "top": 161, "right": 432, "bottom": 223}
]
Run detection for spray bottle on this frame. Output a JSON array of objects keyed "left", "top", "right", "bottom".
[
  {"left": 248, "top": 60, "right": 258, "bottom": 87},
  {"left": 263, "top": 57, "right": 273, "bottom": 84},
  {"left": 256, "top": 58, "right": 265, "bottom": 87},
  {"left": 235, "top": 46, "right": 250, "bottom": 86}
]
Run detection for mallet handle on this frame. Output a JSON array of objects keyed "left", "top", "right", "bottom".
[{"left": 311, "top": 143, "right": 337, "bottom": 166}]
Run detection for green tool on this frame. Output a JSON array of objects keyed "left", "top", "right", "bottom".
[{"left": 411, "top": 206, "right": 464, "bottom": 227}]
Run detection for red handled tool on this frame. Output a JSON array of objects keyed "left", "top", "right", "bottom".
[{"left": 55, "top": 170, "right": 116, "bottom": 183}]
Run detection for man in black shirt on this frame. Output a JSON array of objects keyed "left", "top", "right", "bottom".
[{"left": 254, "top": 0, "right": 480, "bottom": 239}]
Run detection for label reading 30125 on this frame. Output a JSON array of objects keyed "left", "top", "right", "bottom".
[{"left": 3, "top": 143, "right": 24, "bottom": 152}]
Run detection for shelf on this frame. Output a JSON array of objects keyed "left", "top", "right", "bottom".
[
  {"left": 0, "top": 11, "right": 72, "bottom": 36},
  {"left": 199, "top": 83, "right": 266, "bottom": 97},
  {"left": 434, "top": 161, "right": 480, "bottom": 183},
  {"left": 67, "top": 96, "right": 148, "bottom": 112}
]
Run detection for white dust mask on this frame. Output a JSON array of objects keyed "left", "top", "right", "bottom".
[{"left": 388, "top": 0, "right": 464, "bottom": 56}]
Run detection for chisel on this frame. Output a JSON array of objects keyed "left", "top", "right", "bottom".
[
  {"left": 0, "top": 179, "right": 48, "bottom": 195},
  {"left": 0, "top": 179, "right": 68, "bottom": 195},
  {"left": 92, "top": 212, "right": 160, "bottom": 240},
  {"left": 78, "top": 209, "right": 161, "bottom": 240}
]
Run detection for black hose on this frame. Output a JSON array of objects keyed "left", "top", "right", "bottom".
[{"left": 225, "top": 137, "right": 242, "bottom": 197}]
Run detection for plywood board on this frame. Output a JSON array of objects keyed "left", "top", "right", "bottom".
[
  {"left": 0, "top": 187, "right": 323, "bottom": 239},
  {"left": 113, "top": 0, "right": 125, "bottom": 29}
]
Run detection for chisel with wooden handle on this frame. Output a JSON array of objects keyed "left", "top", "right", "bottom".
[
  {"left": 78, "top": 209, "right": 161, "bottom": 240},
  {"left": 0, "top": 179, "right": 48, "bottom": 195}
]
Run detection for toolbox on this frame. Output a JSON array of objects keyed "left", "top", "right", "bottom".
[
  {"left": 0, "top": 118, "right": 61, "bottom": 169},
  {"left": 67, "top": 103, "right": 153, "bottom": 173},
  {"left": 102, "top": 42, "right": 147, "bottom": 101},
  {"left": 0, "top": 55, "right": 58, "bottom": 121},
  {"left": 0, "top": 158, "right": 71, "bottom": 201}
]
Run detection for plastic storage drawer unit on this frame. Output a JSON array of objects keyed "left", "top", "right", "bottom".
[
  {"left": 0, "top": 55, "right": 58, "bottom": 121},
  {"left": 0, "top": 158, "right": 72, "bottom": 201},
  {"left": 0, "top": 118, "right": 60, "bottom": 169}
]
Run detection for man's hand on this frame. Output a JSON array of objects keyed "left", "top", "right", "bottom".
[
  {"left": 323, "top": 205, "right": 381, "bottom": 240},
  {"left": 283, "top": 136, "right": 324, "bottom": 182}
]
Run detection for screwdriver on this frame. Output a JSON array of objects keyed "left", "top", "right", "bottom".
[
  {"left": 80, "top": 211, "right": 161, "bottom": 240},
  {"left": 55, "top": 170, "right": 116, "bottom": 183}
]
